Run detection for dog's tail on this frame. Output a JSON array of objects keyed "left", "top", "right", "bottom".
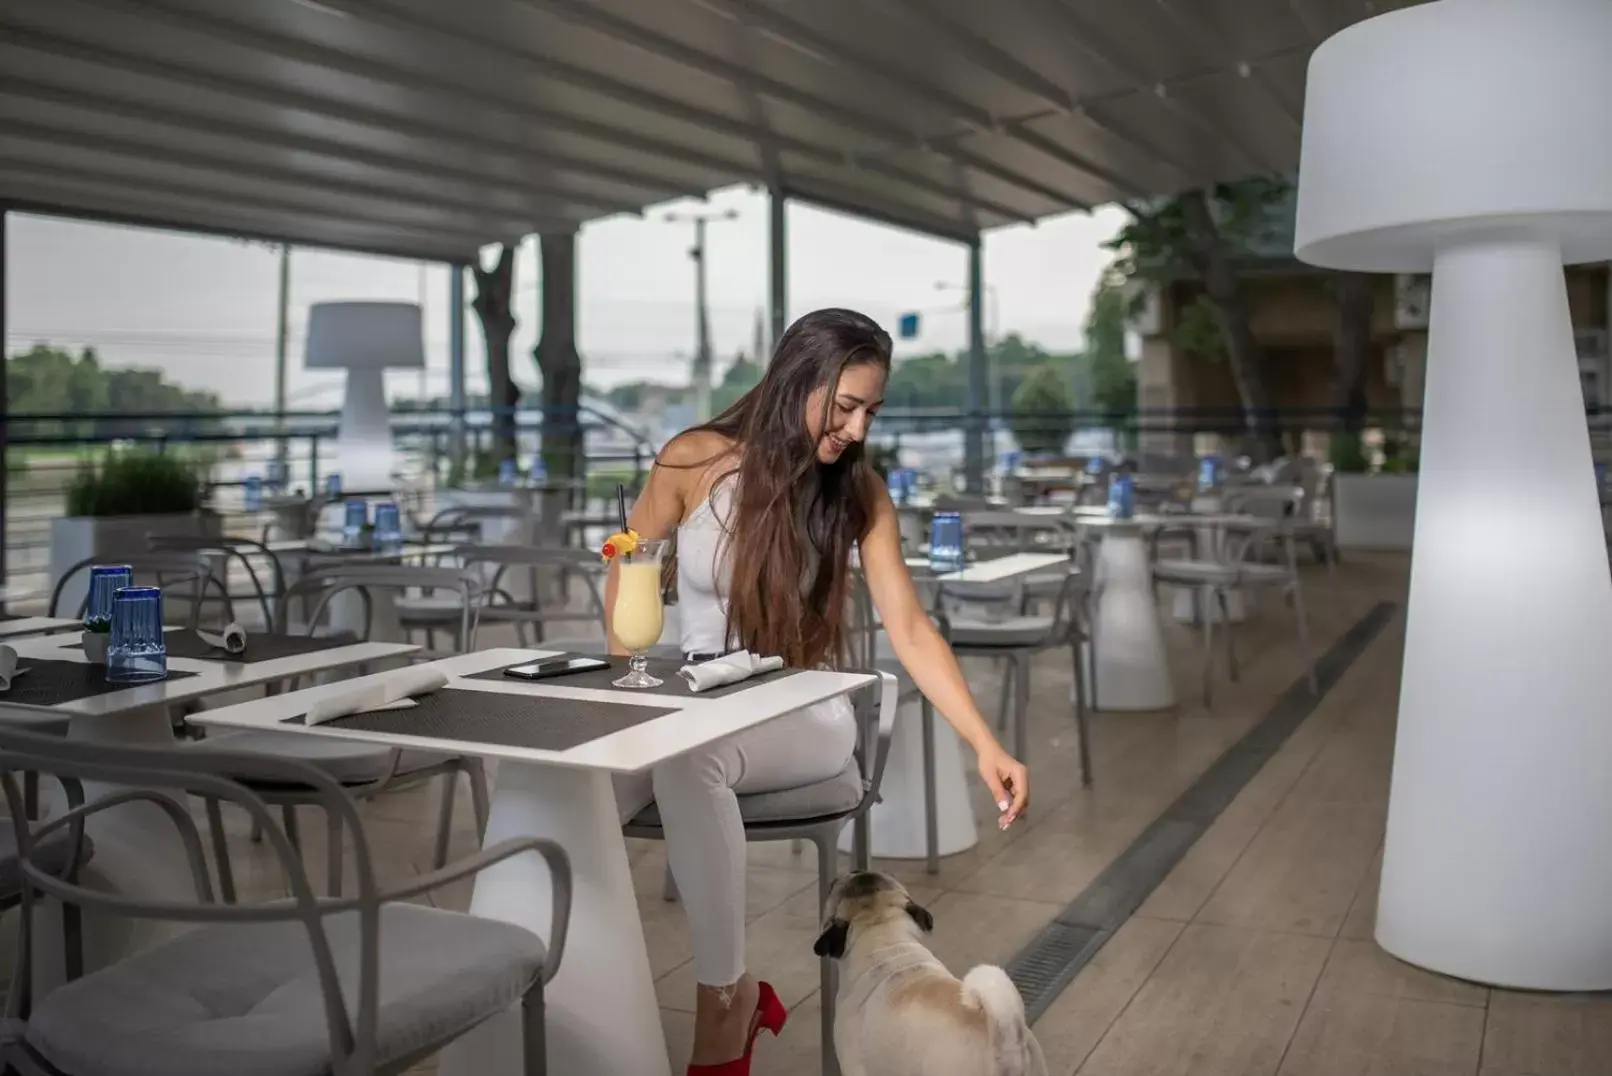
[{"left": 960, "top": 966, "right": 1046, "bottom": 1075}]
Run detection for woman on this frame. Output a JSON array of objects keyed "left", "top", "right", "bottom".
[{"left": 608, "top": 308, "right": 1030, "bottom": 1075}]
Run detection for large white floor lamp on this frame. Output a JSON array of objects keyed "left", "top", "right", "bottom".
[
  {"left": 1295, "top": 0, "right": 1612, "bottom": 989},
  {"left": 304, "top": 301, "right": 426, "bottom": 492}
]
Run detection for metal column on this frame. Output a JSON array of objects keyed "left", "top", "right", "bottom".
[
  {"left": 448, "top": 264, "right": 467, "bottom": 477},
  {"left": 769, "top": 184, "right": 787, "bottom": 356},
  {"left": 964, "top": 236, "right": 988, "bottom": 494},
  {"left": 0, "top": 208, "right": 8, "bottom": 590}
]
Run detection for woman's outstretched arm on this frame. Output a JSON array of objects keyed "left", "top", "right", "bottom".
[{"left": 857, "top": 488, "right": 1029, "bottom": 827}]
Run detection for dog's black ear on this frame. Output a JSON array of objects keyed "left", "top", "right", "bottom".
[
  {"left": 813, "top": 918, "right": 850, "bottom": 958},
  {"left": 904, "top": 900, "right": 934, "bottom": 933}
]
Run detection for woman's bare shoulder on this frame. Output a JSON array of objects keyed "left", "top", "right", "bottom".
[{"left": 656, "top": 429, "right": 737, "bottom": 470}]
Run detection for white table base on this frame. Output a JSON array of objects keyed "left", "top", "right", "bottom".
[
  {"left": 837, "top": 697, "right": 978, "bottom": 860},
  {"left": 437, "top": 763, "right": 671, "bottom": 1076},
  {"left": 1087, "top": 528, "right": 1176, "bottom": 711}
]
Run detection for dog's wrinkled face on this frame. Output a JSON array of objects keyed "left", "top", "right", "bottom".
[{"left": 814, "top": 870, "right": 935, "bottom": 959}]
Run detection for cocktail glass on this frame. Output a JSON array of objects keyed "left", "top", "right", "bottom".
[{"left": 611, "top": 538, "right": 669, "bottom": 688}]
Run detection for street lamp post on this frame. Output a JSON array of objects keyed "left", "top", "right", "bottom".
[{"left": 665, "top": 209, "right": 739, "bottom": 422}]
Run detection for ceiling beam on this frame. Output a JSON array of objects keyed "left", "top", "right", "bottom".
[
  {"left": 873, "top": 0, "right": 1195, "bottom": 184},
  {"left": 1023, "top": 0, "right": 1272, "bottom": 181},
  {"left": 0, "top": 115, "right": 623, "bottom": 224},
  {"left": 77, "top": 0, "right": 1032, "bottom": 226},
  {"left": 520, "top": 0, "right": 1083, "bottom": 211},
  {"left": 1149, "top": 0, "right": 1303, "bottom": 137},
  {"left": 709, "top": 0, "right": 1143, "bottom": 199},
  {"left": 0, "top": 24, "right": 743, "bottom": 198},
  {"left": 0, "top": 76, "right": 676, "bottom": 213}
]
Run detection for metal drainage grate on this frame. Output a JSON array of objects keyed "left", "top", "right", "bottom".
[{"left": 1006, "top": 922, "right": 1108, "bottom": 1023}]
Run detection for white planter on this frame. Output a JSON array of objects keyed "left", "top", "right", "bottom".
[
  {"left": 1332, "top": 473, "right": 1418, "bottom": 551},
  {"left": 48, "top": 512, "right": 220, "bottom": 618}
]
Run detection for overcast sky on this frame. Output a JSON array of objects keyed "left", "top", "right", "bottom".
[{"left": 4, "top": 184, "right": 1128, "bottom": 410}]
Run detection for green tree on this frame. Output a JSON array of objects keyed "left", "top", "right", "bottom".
[
  {"left": 1009, "top": 363, "right": 1074, "bottom": 456},
  {"left": 1086, "top": 268, "right": 1137, "bottom": 418},
  {"left": 1107, "top": 175, "right": 1294, "bottom": 458},
  {"left": 6, "top": 345, "right": 222, "bottom": 439},
  {"left": 711, "top": 352, "right": 763, "bottom": 414}
]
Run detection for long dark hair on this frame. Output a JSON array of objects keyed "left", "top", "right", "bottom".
[{"left": 679, "top": 308, "right": 892, "bottom": 669}]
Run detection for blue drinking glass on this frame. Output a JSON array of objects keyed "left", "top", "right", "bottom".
[
  {"left": 373, "top": 501, "right": 404, "bottom": 554},
  {"left": 84, "top": 564, "right": 133, "bottom": 632},
  {"left": 243, "top": 475, "right": 263, "bottom": 511},
  {"left": 1107, "top": 474, "right": 1135, "bottom": 520},
  {"left": 530, "top": 455, "right": 548, "bottom": 485},
  {"left": 929, "top": 511, "right": 965, "bottom": 573},
  {"left": 107, "top": 586, "right": 167, "bottom": 683},
  {"left": 267, "top": 459, "right": 289, "bottom": 490},
  {"left": 498, "top": 458, "right": 518, "bottom": 485},
  {"left": 1197, "top": 455, "right": 1221, "bottom": 493},
  {"left": 887, "top": 468, "right": 904, "bottom": 503},
  {"left": 342, "top": 499, "right": 368, "bottom": 547},
  {"left": 325, "top": 472, "right": 343, "bottom": 499}
]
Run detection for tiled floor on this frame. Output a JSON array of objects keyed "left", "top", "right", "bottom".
[{"left": 22, "top": 552, "right": 1612, "bottom": 1075}]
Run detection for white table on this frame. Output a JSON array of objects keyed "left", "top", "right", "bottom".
[
  {"left": 3, "top": 631, "right": 421, "bottom": 986},
  {"left": 190, "top": 648, "right": 885, "bottom": 1076},
  {"left": 0, "top": 616, "right": 82, "bottom": 639},
  {"left": 1076, "top": 516, "right": 1177, "bottom": 712},
  {"left": 853, "top": 551, "right": 1074, "bottom": 863}
]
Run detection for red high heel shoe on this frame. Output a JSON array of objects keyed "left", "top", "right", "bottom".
[{"left": 685, "top": 981, "right": 788, "bottom": 1075}]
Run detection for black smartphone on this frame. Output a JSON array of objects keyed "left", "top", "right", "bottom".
[{"left": 502, "top": 657, "right": 612, "bottom": 681}]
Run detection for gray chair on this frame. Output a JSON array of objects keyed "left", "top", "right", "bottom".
[
  {"left": 147, "top": 533, "right": 286, "bottom": 632},
  {"left": 624, "top": 669, "right": 898, "bottom": 1076},
  {"left": 49, "top": 552, "right": 218, "bottom": 631},
  {"left": 453, "top": 545, "right": 609, "bottom": 647},
  {"left": 283, "top": 564, "right": 485, "bottom": 657},
  {"left": 1152, "top": 518, "right": 1318, "bottom": 706},
  {"left": 0, "top": 723, "right": 570, "bottom": 1076},
  {"left": 194, "top": 566, "right": 492, "bottom": 898}
]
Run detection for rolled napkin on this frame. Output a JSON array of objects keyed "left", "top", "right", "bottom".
[
  {"left": 197, "top": 622, "right": 248, "bottom": 656},
  {"left": 678, "top": 649, "right": 784, "bottom": 693},
  {"left": 0, "top": 646, "right": 18, "bottom": 691},
  {"left": 304, "top": 665, "right": 449, "bottom": 726}
]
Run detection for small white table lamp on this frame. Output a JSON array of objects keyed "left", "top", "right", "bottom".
[
  {"left": 1295, "top": 0, "right": 1612, "bottom": 990},
  {"left": 304, "top": 301, "right": 426, "bottom": 492}
]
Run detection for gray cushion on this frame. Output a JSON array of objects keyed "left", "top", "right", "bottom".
[
  {"left": 195, "top": 732, "right": 454, "bottom": 785},
  {"left": 27, "top": 903, "right": 545, "bottom": 1076},
  {"left": 0, "top": 824, "right": 90, "bottom": 896},
  {"left": 630, "top": 759, "right": 865, "bottom": 828},
  {"left": 946, "top": 614, "right": 1055, "bottom": 648}
]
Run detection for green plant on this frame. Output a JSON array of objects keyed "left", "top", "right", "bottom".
[
  {"left": 1009, "top": 363, "right": 1075, "bottom": 456},
  {"left": 66, "top": 450, "right": 203, "bottom": 517},
  {"left": 1329, "top": 430, "right": 1369, "bottom": 474}
]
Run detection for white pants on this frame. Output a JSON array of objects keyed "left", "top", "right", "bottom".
[{"left": 615, "top": 695, "right": 857, "bottom": 987}]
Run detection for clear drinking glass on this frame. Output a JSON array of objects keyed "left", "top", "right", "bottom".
[
  {"left": 107, "top": 586, "right": 167, "bottom": 683},
  {"left": 325, "top": 472, "right": 343, "bottom": 499},
  {"left": 244, "top": 475, "right": 263, "bottom": 511},
  {"left": 611, "top": 538, "right": 669, "bottom": 688},
  {"left": 84, "top": 564, "right": 133, "bottom": 632}
]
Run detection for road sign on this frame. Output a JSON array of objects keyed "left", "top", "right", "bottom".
[{"left": 897, "top": 312, "right": 920, "bottom": 339}]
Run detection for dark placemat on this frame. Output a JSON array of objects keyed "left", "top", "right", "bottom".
[
  {"left": 1, "top": 658, "right": 197, "bottom": 706},
  {"left": 283, "top": 686, "right": 676, "bottom": 753},
  {"left": 61, "top": 632, "right": 357, "bottom": 663},
  {"left": 465, "top": 653, "right": 803, "bottom": 699}
]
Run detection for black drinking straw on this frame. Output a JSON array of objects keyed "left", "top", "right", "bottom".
[{"left": 617, "top": 483, "right": 628, "bottom": 534}]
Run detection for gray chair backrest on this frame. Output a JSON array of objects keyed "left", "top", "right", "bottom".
[
  {"left": 147, "top": 535, "right": 282, "bottom": 630},
  {"left": 0, "top": 712, "right": 571, "bottom": 1073},
  {"left": 49, "top": 552, "right": 217, "bottom": 629},
  {"left": 278, "top": 564, "right": 484, "bottom": 648}
]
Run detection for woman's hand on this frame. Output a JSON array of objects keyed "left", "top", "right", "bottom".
[{"left": 977, "top": 744, "right": 1029, "bottom": 830}]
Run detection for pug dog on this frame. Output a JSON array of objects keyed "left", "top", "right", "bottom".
[{"left": 814, "top": 870, "right": 1047, "bottom": 1076}]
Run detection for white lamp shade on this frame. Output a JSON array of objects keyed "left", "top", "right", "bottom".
[
  {"left": 304, "top": 301, "right": 426, "bottom": 371},
  {"left": 1294, "top": 0, "right": 1612, "bottom": 273}
]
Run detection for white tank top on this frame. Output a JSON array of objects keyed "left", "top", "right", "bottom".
[{"left": 675, "top": 478, "right": 737, "bottom": 656}]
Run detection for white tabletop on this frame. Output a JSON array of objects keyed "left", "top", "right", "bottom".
[
  {"left": 6, "top": 631, "right": 420, "bottom": 716},
  {"left": 0, "top": 617, "right": 83, "bottom": 639},
  {"left": 188, "top": 647, "right": 877, "bottom": 775},
  {"left": 902, "top": 551, "right": 1073, "bottom": 583},
  {"left": 267, "top": 540, "right": 460, "bottom": 560}
]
